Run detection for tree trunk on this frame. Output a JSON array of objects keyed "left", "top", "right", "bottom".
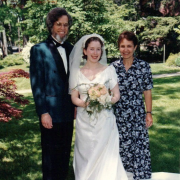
[
  {"left": 23, "top": 35, "right": 27, "bottom": 47},
  {"left": 8, "top": 23, "right": 12, "bottom": 47},
  {"left": 2, "top": 29, "right": 8, "bottom": 57},
  {"left": 18, "top": 17, "right": 20, "bottom": 53}
]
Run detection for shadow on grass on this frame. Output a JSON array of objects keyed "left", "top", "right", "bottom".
[
  {"left": 149, "top": 109, "right": 180, "bottom": 173},
  {"left": 0, "top": 95, "right": 42, "bottom": 180},
  {"left": 0, "top": 95, "right": 76, "bottom": 180},
  {"left": 153, "top": 76, "right": 180, "bottom": 86},
  {"left": 152, "top": 76, "right": 180, "bottom": 101}
]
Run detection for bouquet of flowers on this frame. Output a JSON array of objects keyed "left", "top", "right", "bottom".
[{"left": 85, "top": 83, "right": 113, "bottom": 116}]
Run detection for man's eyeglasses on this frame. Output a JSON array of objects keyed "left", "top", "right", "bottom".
[{"left": 56, "top": 22, "right": 69, "bottom": 28}]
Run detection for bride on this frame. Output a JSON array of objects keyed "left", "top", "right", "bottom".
[{"left": 69, "top": 34, "right": 128, "bottom": 180}]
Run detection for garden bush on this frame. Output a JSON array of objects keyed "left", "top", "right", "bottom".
[
  {"left": 0, "top": 54, "right": 24, "bottom": 68},
  {"left": 175, "top": 56, "right": 180, "bottom": 66},
  {"left": 166, "top": 52, "right": 180, "bottom": 66},
  {"left": 0, "top": 69, "right": 29, "bottom": 122},
  {"left": 21, "top": 42, "right": 34, "bottom": 63}
]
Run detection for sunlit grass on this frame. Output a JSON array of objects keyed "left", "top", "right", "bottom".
[
  {"left": 0, "top": 62, "right": 29, "bottom": 72},
  {"left": 15, "top": 78, "right": 31, "bottom": 90},
  {"left": 150, "top": 63, "right": 180, "bottom": 75}
]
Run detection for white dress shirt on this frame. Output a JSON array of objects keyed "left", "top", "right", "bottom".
[
  {"left": 51, "top": 36, "right": 67, "bottom": 73},
  {"left": 57, "top": 46, "right": 67, "bottom": 73}
]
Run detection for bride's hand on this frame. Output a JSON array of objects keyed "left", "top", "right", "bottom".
[
  {"left": 83, "top": 101, "right": 89, "bottom": 108},
  {"left": 111, "top": 84, "right": 120, "bottom": 104},
  {"left": 111, "top": 96, "right": 116, "bottom": 104}
]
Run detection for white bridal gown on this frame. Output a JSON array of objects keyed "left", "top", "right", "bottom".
[{"left": 73, "top": 66, "right": 128, "bottom": 180}]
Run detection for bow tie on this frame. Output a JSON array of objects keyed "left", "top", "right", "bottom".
[{"left": 53, "top": 39, "right": 66, "bottom": 48}]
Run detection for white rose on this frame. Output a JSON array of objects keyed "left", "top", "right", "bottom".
[{"left": 98, "top": 94, "right": 110, "bottom": 105}]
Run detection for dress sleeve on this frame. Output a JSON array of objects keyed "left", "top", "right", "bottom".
[
  {"left": 108, "top": 66, "right": 118, "bottom": 90},
  {"left": 69, "top": 70, "right": 79, "bottom": 94},
  {"left": 143, "top": 63, "right": 153, "bottom": 91}
]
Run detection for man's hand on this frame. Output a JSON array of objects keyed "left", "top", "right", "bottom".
[{"left": 41, "top": 113, "right": 53, "bottom": 129}]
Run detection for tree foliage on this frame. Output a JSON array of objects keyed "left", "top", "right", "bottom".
[
  {"left": 113, "top": 0, "right": 180, "bottom": 61},
  {"left": 174, "top": 25, "right": 180, "bottom": 40},
  {"left": 21, "top": 0, "right": 127, "bottom": 57},
  {"left": 0, "top": 2, "right": 19, "bottom": 44},
  {"left": 0, "top": 69, "right": 29, "bottom": 122},
  {"left": 0, "top": 0, "right": 180, "bottom": 61}
]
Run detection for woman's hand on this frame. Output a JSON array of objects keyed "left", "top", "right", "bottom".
[
  {"left": 111, "top": 83, "right": 120, "bottom": 104},
  {"left": 71, "top": 89, "right": 89, "bottom": 108},
  {"left": 143, "top": 90, "right": 153, "bottom": 128},
  {"left": 82, "top": 101, "right": 89, "bottom": 108},
  {"left": 146, "top": 113, "right": 153, "bottom": 128},
  {"left": 111, "top": 96, "right": 117, "bottom": 104}
]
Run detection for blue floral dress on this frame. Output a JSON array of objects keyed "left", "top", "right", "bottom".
[{"left": 111, "top": 57, "right": 153, "bottom": 180}]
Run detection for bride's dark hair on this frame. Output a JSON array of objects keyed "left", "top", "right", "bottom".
[{"left": 82, "top": 37, "right": 104, "bottom": 60}]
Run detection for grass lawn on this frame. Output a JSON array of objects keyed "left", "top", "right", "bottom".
[
  {"left": 150, "top": 76, "right": 180, "bottom": 173},
  {"left": 0, "top": 93, "right": 75, "bottom": 180},
  {"left": 0, "top": 63, "right": 180, "bottom": 179},
  {"left": 0, "top": 63, "right": 30, "bottom": 73},
  {"left": 1, "top": 62, "right": 180, "bottom": 75},
  {"left": 0, "top": 94, "right": 42, "bottom": 180},
  {"left": 150, "top": 63, "right": 180, "bottom": 75}
]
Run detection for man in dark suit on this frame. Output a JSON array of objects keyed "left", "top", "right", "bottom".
[{"left": 30, "top": 7, "right": 74, "bottom": 180}]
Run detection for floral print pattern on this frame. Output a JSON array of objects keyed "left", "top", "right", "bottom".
[{"left": 111, "top": 57, "right": 153, "bottom": 180}]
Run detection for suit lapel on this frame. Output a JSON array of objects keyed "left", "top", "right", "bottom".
[{"left": 46, "top": 36, "right": 67, "bottom": 82}]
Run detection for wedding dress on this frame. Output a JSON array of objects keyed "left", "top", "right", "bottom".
[{"left": 73, "top": 66, "right": 128, "bottom": 180}]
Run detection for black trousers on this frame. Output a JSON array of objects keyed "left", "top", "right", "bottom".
[{"left": 40, "top": 121, "right": 74, "bottom": 180}]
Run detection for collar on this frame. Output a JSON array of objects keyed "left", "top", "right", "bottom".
[
  {"left": 51, "top": 36, "right": 66, "bottom": 48},
  {"left": 113, "top": 57, "right": 138, "bottom": 69},
  {"left": 120, "top": 57, "right": 138, "bottom": 67},
  {"left": 51, "top": 35, "right": 65, "bottom": 44}
]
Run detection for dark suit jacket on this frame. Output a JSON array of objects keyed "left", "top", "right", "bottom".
[{"left": 30, "top": 36, "right": 74, "bottom": 122}]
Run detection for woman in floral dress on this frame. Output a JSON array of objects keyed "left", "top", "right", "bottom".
[{"left": 111, "top": 31, "right": 153, "bottom": 180}]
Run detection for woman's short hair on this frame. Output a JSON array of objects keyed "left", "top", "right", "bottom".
[
  {"left": 118, "top": 31, "right": 138, "bottom": 48},
  {"left": 82, "top": 37, "right": 104, "bottom": 60},
  {"left": 46, "top": 7, "right": 72, "bottom": 34}
]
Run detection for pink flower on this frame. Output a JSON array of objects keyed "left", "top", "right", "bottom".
[{"left": 88, "top": 86, "right": 101, "bottom": 100}]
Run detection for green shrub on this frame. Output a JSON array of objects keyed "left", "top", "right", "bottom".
[
  {"left": 166, "top": 52, "right": 180, "bottom": 66},
  {"left": 21, "top": 42, "right": 34, "bottom": 63},
  {"left": 0, "top": 54, "right": 24, "bottom": 68},
  {"left": 0, "top": 64, "right": 4, "bottom": 69},
  {"left": 175, "top": 56, "right": 180, "bottom": 66}
]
